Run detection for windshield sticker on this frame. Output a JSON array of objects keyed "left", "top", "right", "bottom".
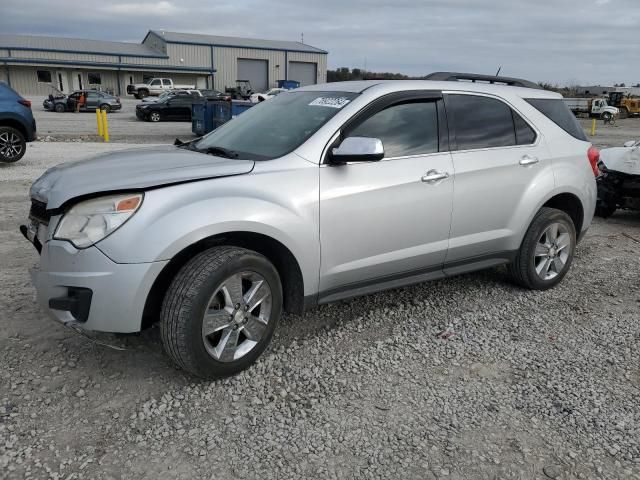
[{"left": 309, "top": 97, "right": 351, "bottom": 109}]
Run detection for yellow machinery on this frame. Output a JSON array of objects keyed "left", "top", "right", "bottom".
[{"left": 609, "top": 92, "right": 640, "bottom": 118}]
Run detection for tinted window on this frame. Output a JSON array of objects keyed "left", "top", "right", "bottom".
[
  {"left": 162, "top": 79, "right": 172, "bottom": 86},
  {"left": 450, "top": 95, "right": 515, "bottom": 150},
  {"left": 348, "top": 101, "right": 438, "bottom": 158},
  {"left": 513, "top": 111, "right": 536, "bottom": 145},
  {"left": 37, "top": 70, "right": 52, "bottom": 83},
  {"left": 525, "top": 98, "right": 587, "bottom": 141},
  {"left": 87, "top": 72, "right": 101, "bottom": 85}
]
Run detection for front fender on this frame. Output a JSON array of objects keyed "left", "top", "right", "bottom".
[{"left": 97, "top": 166, "right": 320, "bottom": 295}]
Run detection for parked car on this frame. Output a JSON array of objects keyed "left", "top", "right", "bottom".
[
  {"left": 249, "top": 88, "right": 286, "bottom": 104},
  {"left": 23, "top": 74, "right": 597, "bottom": 379},
  {"left": 135, "top": 91, "right": 202, "bottom": 122},
  {"left": 0, "top": 81, "right": 36, "bottom": 163},
  {"left": 141, "top": 89, "right": 228, "bottom": 104},
  {"left": 43, "top": 90, "right": 121, "bottom": 113},
  {"left": 127, "top": 78, "right": 196, "bottom": 99},
  {"left": 595, "top": 139, "right": 640, "bottom": 217}
]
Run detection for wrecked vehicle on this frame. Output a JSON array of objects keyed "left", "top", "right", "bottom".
[{"left": 596, "top": 140, "right": 640, "bottom": 217}]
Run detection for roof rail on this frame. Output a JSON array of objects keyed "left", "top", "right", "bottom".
[{"left": 425, "top": 72, "right": 540, "bottom": 89}]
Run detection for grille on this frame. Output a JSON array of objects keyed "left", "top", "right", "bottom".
[{"left": 29, "top": 200, "right": 51, "bottom": 225}]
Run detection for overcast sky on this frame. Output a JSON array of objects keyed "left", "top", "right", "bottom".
[{"left": 1, "top": 0, "right": 638, "bottom": 85}]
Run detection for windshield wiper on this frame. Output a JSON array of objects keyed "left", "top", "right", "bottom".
[{"left": 202, "top": 146, "right": 239, "bottom": 158}]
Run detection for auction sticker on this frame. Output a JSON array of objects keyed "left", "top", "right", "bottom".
[{"left": 309, "top": 97, "right": 351, "bottom": 109}]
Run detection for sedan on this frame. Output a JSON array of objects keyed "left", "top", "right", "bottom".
[{"left": 43, "top": 90, "right": 122, "bottom": 113}]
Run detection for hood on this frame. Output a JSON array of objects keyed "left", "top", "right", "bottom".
[
  {"left": 600, "top": 145, "right": 640, "bottom": 176},
  {"left": 30, "top": 145, "right": 255, "bottom": 209}
]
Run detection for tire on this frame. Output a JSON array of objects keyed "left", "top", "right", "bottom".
[
  {"left": 149, "top": 111, "right": 161, "bottom": 122},
  {"left": 160, "top": 246, "right": 283, "bottom": 379},
  {"left": 508, "top": 207, "right": 576, "bottom": 290},
  {"left": 99, "top": 104, "right": 111, "bottom": 113},
  {"left": 54, "top": 103, "right": 65, "bottom": 113},
  {"left": 601, "top": 112, "right": 613, "bottom": 124},
  {"left": 138, "top": 90, "right": 148, "bottom": 99},
  {"left": 0, "top": 126, "right": 27, "bottom": 163}
]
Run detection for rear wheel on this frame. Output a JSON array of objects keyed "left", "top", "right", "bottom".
[
  {"left": 0, "top": 127, "right": 26, "bottom": 163},
  {"left": 160, "top": 246, "right": 282, "bottom": 378},
  {"left": 509, "top": 207, "right": 576, "bottom": 290}
]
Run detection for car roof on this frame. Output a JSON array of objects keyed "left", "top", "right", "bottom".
[{"left": 297, "top": 80, "right": 561, "bottom": 99}]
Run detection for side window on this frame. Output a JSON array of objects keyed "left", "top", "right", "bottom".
[
  {"left": 512, "top": 111, "right": 537, "bottom": 145},
  {"left": 347, "top": 101, "right": 439, "bottom": 158},
  {"left": 150, "top": 79, "right": 161, "bottom": 86},
  {"left": 162, "top": 79, "right": 172, "bottom": 86},
  {"left": 450, "top": 95, "right": 516, "bottom": 150}
]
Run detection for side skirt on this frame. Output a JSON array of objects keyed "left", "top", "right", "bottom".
[{"left": 311, "top": 251, "right": 517, "bottom": 307}]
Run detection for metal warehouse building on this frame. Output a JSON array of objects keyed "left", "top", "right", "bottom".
[{"left": 0, "top": 30, "right": 327, "bottom": 97}]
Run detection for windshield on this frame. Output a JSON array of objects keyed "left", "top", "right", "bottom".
[{"left": 195, "top": 91, "right": 357, "bottom": 160}]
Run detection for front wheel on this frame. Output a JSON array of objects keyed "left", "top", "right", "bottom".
[
  {"left": 99, "top": 104, "right": 111, "bottom": 113},
  {"left": 149, "top": 111, "right": 161, "bottom": 122},
  {"left": 54, "top": 103, "right": 65, "bottom": 113},
  {"left": 601, "top": 112, "right": 614, "bottom": 124},
  {"left": 509, "top": 207, "right": 576, "bottom": 290},
  {"left": 160, "top": 246, "right": 282, "bottom": 378}
]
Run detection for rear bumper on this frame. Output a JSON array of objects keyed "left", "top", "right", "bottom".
[{"left": 30, "top": 240, "right": 168, "bottom": 333}]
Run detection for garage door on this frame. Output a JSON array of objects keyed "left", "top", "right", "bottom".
[
  {"left": 289, "top": 62, "right": 317, "bottom": 87},
  {"left": 237, "top": 59, "right": 268, "bottom": 93}
]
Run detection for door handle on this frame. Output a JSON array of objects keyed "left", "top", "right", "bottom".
[
  {"left": 519, "top": 155, "right": 539, "bottom": 166},
  {"left": 421, "top": 170, "right": 449, "bottom": 182}
]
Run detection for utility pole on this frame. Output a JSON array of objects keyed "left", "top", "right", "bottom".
[{"left": 301, "top": 32, "right": 304, "bottom": 44}]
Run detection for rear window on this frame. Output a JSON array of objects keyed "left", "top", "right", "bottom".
[{"left": 525, "top": 98, "right": 587, "bottom": 141}]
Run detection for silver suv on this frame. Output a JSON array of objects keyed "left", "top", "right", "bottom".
[{"left": 24, "top": 74, "right": 598, "bottom": 378}]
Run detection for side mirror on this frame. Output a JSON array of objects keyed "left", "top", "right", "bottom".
[
  {"left": 330, "top": 137, "right": 384, "bottom": 164},
  {"left": 623, "top": 140, "right": 637, "bottom": 148}
]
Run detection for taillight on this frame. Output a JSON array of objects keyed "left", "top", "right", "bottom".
[
  {"left": 587, "top": 145, "right": 600, "bottom": 176},
  {"left": 18, "top": 99, "right": 31, "bottom": 108}
]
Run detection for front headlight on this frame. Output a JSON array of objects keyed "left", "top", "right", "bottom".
[{"left": 54, "top": 193, "right": 143, "bottom": 248}]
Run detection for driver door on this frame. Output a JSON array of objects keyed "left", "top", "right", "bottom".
[{"left": 319, "top": 93, "right": 454, "bottom": 299}]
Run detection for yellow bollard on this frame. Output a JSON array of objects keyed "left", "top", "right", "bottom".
[
  {"left": 96, "top": 109, "right": 103, "bottom": 138},
  {"left": 591, "top": 118, "right": 596, "bottom": 136},
  {"left": 101, "top": 109, "right": 109, "bottom": 143}
]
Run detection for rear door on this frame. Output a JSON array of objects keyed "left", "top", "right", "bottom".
[
  {"left": 444, "top": 92, "right": 550, "bottom": 265},
  {"left": 319, "top": 92, "right": 454, "bottom": 296}
]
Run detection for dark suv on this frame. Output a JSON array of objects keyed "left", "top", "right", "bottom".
[{"left": 0, "top": 82, "right": 36, "bottom": 163}]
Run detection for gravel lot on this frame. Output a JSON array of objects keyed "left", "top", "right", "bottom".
[{"left": 1, "top": 127, "right": 640, "bottom": 479}]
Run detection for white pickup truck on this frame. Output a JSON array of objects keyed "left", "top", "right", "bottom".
[
  {"left": 126, "top": 78, "right": 196, "bottom": 99},
  {"left": 563, "top": 97, "right": 619, "bottom": 121}
]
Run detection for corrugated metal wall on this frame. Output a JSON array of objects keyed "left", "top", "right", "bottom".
[
  {"left": 11, "top": 50, "right": 116, "bottom": 63},
  {"left": 166, "top": 43, "right": 211, "bottom": 68}
]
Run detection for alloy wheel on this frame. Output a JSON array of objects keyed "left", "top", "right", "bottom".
[
  {"left": 150, "top": 112, "right": 160, "bottom": 122},
  {"left": 201, "top": 272, "right": 272, "bottom": 362},
  {"left": 534, "top": 222, "right": 572, "bottom": 281},
  {"left": 0, "top": 131, "right": 24, "bottom": 160}
]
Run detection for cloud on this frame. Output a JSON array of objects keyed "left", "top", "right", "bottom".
[
  {"left": 0, "top": 0, "right": 639, "bottom": 85},
  {"left": 103, "top": 1, "right": 180, "bottom": 15}
]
